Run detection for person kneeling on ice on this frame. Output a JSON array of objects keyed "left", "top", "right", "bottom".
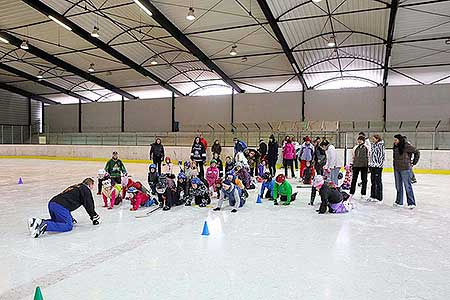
[
  {"left": 102, "top": 177, "right": 122, "bottom": 209},
  {"left": 176, "top": 172, "right": 189, "bottom": 202},
  {"left": 28, "top": 178, "right": 100, "bottom": 238},
  {"left": 97, "top": 169, "right": 107, "bottom": 195},
  {"left": 185, "top": 177, "right": 210, "bottom": 207},
  {"left": 156, "top": 175, "right": 180, "bottom": 211},
  {"left": 259, "top": 172, "right": 275, "bottom": 200},
  {"left": 273, "top": 174, "right": 297, "bottom": 206},
  {"left": 122, "top": 175, "right": 152, "bottom": 211},
  {"left": 235, "top": 163, "right": 255, "bottom": 190},
  {"left": 313, "top": 175, "right": 350, "bottom": 214},
  {"left": 213, "top": 179, "right": 246, "bottom": 213},
  {"left": 302, "top": 161, "right": 315, "bottom": 185}
]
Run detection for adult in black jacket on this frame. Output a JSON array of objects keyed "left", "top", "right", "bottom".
[
  {"left": 211, "top": 140, "right": 222, "bottom": 156},
  {"left": 258, "top": 139, "right": 268, "bottom": 160},
  {"left": 313, "top": 137, "right": 326, "bottom": 176},
  {"left": 28, "top": 178, "right": 100, "bottom": 238},
  {"left": 149, "top": 138, "right": 165, "bottom": 175},
  {"left": 267, "top": 134, "right": 279, "bottom": 176},
  {"left": 191, "top": 136, "right": 207, "bottom": 178}
]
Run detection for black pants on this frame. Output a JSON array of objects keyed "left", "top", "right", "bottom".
[
  {"left": 268, "top": 160, "right": 277, "bottom": 176},
  {"left": 283, "top": 159, "right": 295, "bottom": 178},
  {"left": 154, "top": 159, "right": 162, "bottom": 175},
  {"left": 315, "top": 162, "right": 324, "bottom": 176},
  {"left": 350, "top": 167, "right": 368, "bottom": 195},
  {"left": 97, "top": 178, "right": 104, "bottom": 194},
  {"left": 370, "top": 167, "right": 383, "bottom": 201},
  {"left": 294, "top": 155, "right": 299, "bottom": 170},
  {"left": 198, "top": 161, "right": 205, "bottom": 178}
]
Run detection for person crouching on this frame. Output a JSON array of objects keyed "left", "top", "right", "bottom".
[
  {"left": 184, "top": 177, "right": 210, "bottom": 207},
  {"left": 101, "top": 177, "right": 122, "bottom": 209},
  {"left": 213, "top": 179, "right": 246, "bottom": 213},
  {"left": 313, "top": 175, "right": 350, "bottom": 214},
  {"left": 273, "top": 174, "right": 297, "bottom": 206}
]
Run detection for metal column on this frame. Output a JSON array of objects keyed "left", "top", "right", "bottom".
[
  {"left": 171, "top": 92, "right": 175, "bottom": 132},
  {"left": 78, "top": 98, "right": 82, "bottom": 133},
  {"left": 121, "top": 96, "right": 125, "bottom": 132}
]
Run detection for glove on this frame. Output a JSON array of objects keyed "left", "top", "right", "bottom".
[
  {"left": 91, "top": 214, "right": 101, "bottom": 225},
  {"left": 213, "top": 207, "right": 220, "bottom": 211},
  {"left": 231, "top": 209, "right": 237, "bottom": 213}
]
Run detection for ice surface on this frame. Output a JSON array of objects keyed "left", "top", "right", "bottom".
[{"left": 1, "top": 159, "right": 450, "bottom": 300}]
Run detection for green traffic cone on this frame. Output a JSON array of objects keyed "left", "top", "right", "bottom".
[{"left": 34, "top": 286, "right": 43, "bottom": 300}]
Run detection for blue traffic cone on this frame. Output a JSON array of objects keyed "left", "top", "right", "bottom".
[
  {"left": 256, "top": 195, "right": 262, "bottom": 203},
  {"left": 18, "top": 177, "right": 23, "bottom": 184},
  {"left": 201, "top": 221, "right": 210, "bottom": 236}
]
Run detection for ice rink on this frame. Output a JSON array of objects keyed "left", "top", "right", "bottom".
[{"left": 1, "top": 158, "right": 450, "bottom": 300}]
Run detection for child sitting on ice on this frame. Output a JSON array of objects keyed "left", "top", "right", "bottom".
[
  {"left": 156, "top": 174, "right": 180, "bottom": 211},
  {"left": 147, "top": 164, "right": 159, "bottom": 194},
  {"left": 273, "top": 174, "right": 297, "bottom": 206},
  {"left": 259, "top": 172, "right": 275, "bottom": 200},
  {"left": 225, "top": 156, "right": 235, "bottom": 175},
  {"left": 212, "top": 153, "right": 224, "bottom": 177},
  {"left": 122, "top": 175, "right": 151, "bottom": 210},
  {"left": 206, "top": 159, "right": 220, "bottom": 197},
  {"left": 213, "top": 179, "right": 246, "bottom": 213},
  {"left": 313, "top": 175, "right": 350, "bottom": 214},
  {"left": 258, "top": 160, "right": 267, "bottom": 178},
  {"left": 162, "top": 156, "right": 173, "bottom": 175},
  {"left": 101, "top": 177, "right": 122, "bottom": 209},
  {"left": 184, "top": 177, "right": 210, "bottom": 207},
  {"left": 341, "top": 165, "right": 352, "bottom": 190},
  {"left": 302, "top": 161, "right": 315, "bottom": 184}
]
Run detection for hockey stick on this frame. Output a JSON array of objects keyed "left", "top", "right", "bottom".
[{"left": 135, "top": 206, "right": 161, "bottom": 218}]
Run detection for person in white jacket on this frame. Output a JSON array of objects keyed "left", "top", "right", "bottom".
[{"left": 320, "top": 140, "right": 339, "bottom": 186}]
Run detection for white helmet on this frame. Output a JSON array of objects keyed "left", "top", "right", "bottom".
[{"left": 98, "top": 169, "right": 106, "bottom": 179}]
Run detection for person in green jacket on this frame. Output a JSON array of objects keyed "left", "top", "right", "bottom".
[
  {"left": 273, "top": 174, "right": 297, "bottom": 205},
  {"left": 105, "top": 151, "right": 127, "bottom": 184}
]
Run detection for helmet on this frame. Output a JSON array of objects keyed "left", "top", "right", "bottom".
[
  {"left": 184, "top": 161, "right": 191, "bottom": 168},
  {"left": 127, "top": 187, "right": 138, "bottom": 193},
  {"left": 313, "top": 175, "right": 324, "bottom": 188},
  {"left": 156, "top": 182, "right": 167, "bottom": 194},
  {"left": 165, "top": 156, "right": 171, "bottom": 163},
  {"left": 149, "top": 164, "right": 156, "bottom": 171},
  {"left": 275, "top": 174, "right": 286, "bottom": 184},
  {"left": 102, "top": 178, "right": 112, "bottom": 188},
  {"left": 234, "top": 162, "right": 243, "bottom": 170},
  {"left": 98, "top": 169, "right": 106, "bottom": 178},
  {"left": 262, "top": 172, "right": 272, "bottom": 180},
  {"left": 226, "top": 171, "right": 236, "bottom": 181},
  {"left": 210, "top": 159, "right": 217, "bottom": 165},
  {"left": 191, "top": 177, "right": 201, "bottom": 185},
  {"left": 177, "top": 172, "right": 187, "bottom": 180}
]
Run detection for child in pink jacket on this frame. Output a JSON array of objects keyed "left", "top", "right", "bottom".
[
  {"left": 282, "top": 138, "right": 296, "bottom": 178},
  {"left": 206, "top": 159, "right": 220, "bottom": 196}
]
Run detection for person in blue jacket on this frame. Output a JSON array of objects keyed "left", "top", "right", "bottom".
[
  {"left": 233, "top": 137, "right": 247, "bottom": 155},
  {"left": 259, "top": 172, "right": 275, "bottom": 200},
  {"left": 213, "top": 179, "right": 246, "bottom": 213}
]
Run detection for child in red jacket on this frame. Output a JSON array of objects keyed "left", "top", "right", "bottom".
[{"left": 121, "top": 175, "right": 150, "bottom": 211}]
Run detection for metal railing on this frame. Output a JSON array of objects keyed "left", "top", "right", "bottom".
[
  {"left": 40, "top": 130, "right": 450, "bottom": 150},
  {"left": 0, "top": 124, "right": 40, "bottom": 144}
]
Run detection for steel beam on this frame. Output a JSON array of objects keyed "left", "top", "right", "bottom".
[
  {"left": 256, "top": 0, "right": 308, "bottom": 90},
  {"left": 0, "top": 31, "right": 136, "bottom": 100},
  {"left": 0, "top": 81, "right": 57, "bottom": 104},
  {"left": 134, "top": 0, "right": 244, "bottom": 93},
  {"left": 0, "top": 63, "right": 93, "bottom": 102},
  {"left": 22, "top": 0, "right": 184, "bottom": 97}
]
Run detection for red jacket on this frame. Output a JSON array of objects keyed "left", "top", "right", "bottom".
[{"left": 200, "top": 137, "right": 208, "bottom": 149}]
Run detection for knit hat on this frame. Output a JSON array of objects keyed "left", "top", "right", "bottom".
[
  {"left": 304, "top": 136, "right": 311, "bottom": 142},
  {"left": 313, "top": 175, "right": 324, "bottom": 188}
]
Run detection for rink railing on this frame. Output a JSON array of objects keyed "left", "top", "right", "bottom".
[
  {"left": 0, "top": 124, "right": 39, "bottom": 144},
  {"left": 37, "top": 130, "right": 450, "bottom": 150}
]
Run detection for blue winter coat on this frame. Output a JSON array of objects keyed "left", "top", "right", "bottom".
[{"left": 260, "top": 179, "right": 275, "bottom": 198}]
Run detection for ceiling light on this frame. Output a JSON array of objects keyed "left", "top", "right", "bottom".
[
  {"left": 91, "top": 26, "right": 99, "bottom": 38},
  {"left": 150, "top": 58, "right": 158, "bottom": 65},
  {"left": 0, "top": 36, "right": 9, "bottom": 44},
  {"left": 445, "top": 39, "right": 450, "bottom": 45},
  {"left": 312, "top": 0, "right": 322, "bottom": 2},
  {"left": 186, "top": 7, "right": 196, "bottom": 21},
  {"left": 241, "top": 56, "right": 247, "bottom": 62},
  {"left": 20, "top": 40, "right": 29, "bottom": 50},
  {"left": 327, "top": 36, "right": 336, "bottom": 47},
  {"left": 229, "top": 45, "right": 237, "bottom": 56},
  {"left": 88, "top": 63, "right": 95, "bottom": 72},
  {"left": 134, "top": 0, "right": 152, "bottom": 17},
  {"left": 48, "top": 15, "right": 72, "bottom": 31},
  {"left": 36, "top": 70, "right": 44, "bottom": 79}
]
